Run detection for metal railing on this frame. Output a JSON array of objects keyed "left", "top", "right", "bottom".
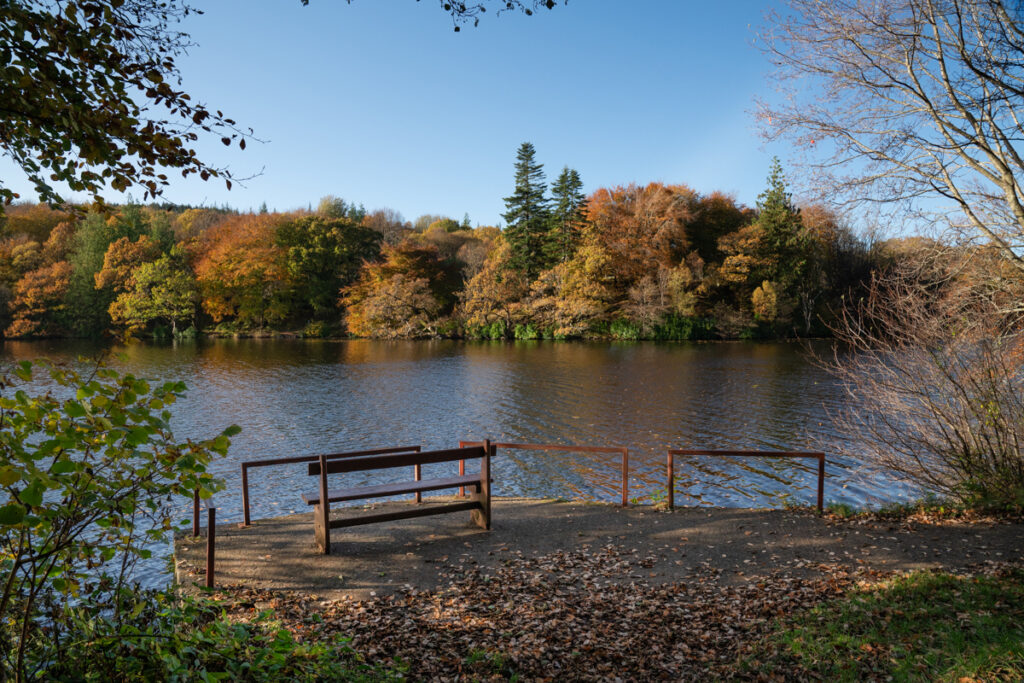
[
  {"left": 239, "top": 445, "right": 421, "bottom": 525},
  {"left": 192, "top": 489, "right": 216, "bottom": 588},
  {"left": 665, "top": 449, "right": 826, "bottom": 512},
  {"left": 460, "top": 441, "right": 631, "bottom": 507}
]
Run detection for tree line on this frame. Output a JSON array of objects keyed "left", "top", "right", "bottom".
[{"left": 0, "top": 148, "right": 885, "bottom": 341}]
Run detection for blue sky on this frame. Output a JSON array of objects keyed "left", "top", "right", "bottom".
[{"left": 5, "top": 0, "right": 788, "bottom": 225}]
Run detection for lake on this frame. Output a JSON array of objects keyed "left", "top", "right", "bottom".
[{"left": 0, "top": 338, "right": 910, "bottom": 585}]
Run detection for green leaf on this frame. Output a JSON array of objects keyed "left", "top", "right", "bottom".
[
  {"left": 14, "top": 361, "right": 32, "bottom": 381},
  {"left": 126, "top": 427, "right": 151, "bottom": 446},
  {"left": 223, "top": 424, "right": 242, "bottom": 437},
  {"left": 0, "top": 468, "right": 20, "bottom": 487},
  {"left": 51, "top": 459, "right": 77, "bottom": 475},
  {"left": 0, "top": 504, "right": 26, "bottom": 525},
  {"left": 20, "top": 480, "right": 45, "bottom": 507}
]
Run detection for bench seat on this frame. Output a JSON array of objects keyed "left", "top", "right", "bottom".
[{"left": 301, "top": 474, "right": 481, "bottom": 506}]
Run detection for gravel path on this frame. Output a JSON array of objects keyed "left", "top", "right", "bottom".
[{"left": 175, "top": 496, "right": 1024, "bottom": 600}]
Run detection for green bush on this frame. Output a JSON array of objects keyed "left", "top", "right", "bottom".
[
  {"left": 513, "top": 323, "right": 540, "bottom": 340},
  {"left": 608, "top": 318, "right": 641, "bottom": 341},
  {"left": 50, "top": 588, "right": 403, "bottom": 682},
  {"left": 302, "top": 320, "right": 330, "bottom": 338},
  {"left": 0, "top": 359, "right": 236, "bottom": 680},
  {"left": 653, "top": 314, "right": 715, "bottom": 341},
  {"left": 485, "top": 320, "right": 506, "bottom": 340}
]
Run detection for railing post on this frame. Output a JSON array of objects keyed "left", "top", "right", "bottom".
[
  {"left": 667, "top": 451, "right": 674, "bottom": 510},
  {"left": 457, "top": 440, "right": 467, "bottom": 498},
  {"left": 621, "top": 448, "right": 629, "bottom": 507},
  {"left": 817, "top": 454, "right": 825, "bottom": 513},
  {"left": 192, "top": 488, "right": 200, "bottom": 537},
  {"left": 241, "top": 464, "right": 251, "bottom": 527},
  {"left": 414, "top": 463, "right": 422, "bottom": 503},
  {"left": 206, "top": 505, "right": 216, "bottom": 589}
]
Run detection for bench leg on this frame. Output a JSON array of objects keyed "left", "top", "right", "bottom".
[
  {"left": 470, "top": 445, "right": 491, "bottom": 530},
  {"left": 314, "top": 503, "right": 331, "bottom": 555}
]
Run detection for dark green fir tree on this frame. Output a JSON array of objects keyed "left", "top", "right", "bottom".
[
  {"left": 548, "top": 166, "right": 586, "bottom": 263},
  {"left": 502, "top": 142, "right": 551, "bottom": 278},
  {"left": 756, "top": 157, "right": 806, "bottom": 286}
]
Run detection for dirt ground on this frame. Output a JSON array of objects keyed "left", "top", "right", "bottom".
[{"left": 174, "top": 496, "right": 1024, "bottom": 600}]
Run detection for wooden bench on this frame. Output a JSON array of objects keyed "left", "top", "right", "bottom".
[{"left": 302, "top": 442, "right": 492, "bottom": 555}]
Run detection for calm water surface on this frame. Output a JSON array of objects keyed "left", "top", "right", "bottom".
[{"left": 1, "top": 338, "right": 910, "bottom": 585}]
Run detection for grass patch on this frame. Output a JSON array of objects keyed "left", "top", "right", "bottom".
[
  {"left": 741, "top": 568, "right": 1024, "bottom": 681},
  {"left": 811, "top": 495, "right": 1023, "bottom": 524},
  {"left": 465, "top": 647, "right": 519, "bottom": 680}
]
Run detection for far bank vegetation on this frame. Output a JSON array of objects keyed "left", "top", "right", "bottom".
[{"left": 0, "top": 152, "right": 927, "bottom": 342}]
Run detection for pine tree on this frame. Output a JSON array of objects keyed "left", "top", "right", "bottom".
[
  {"left": 548, "top": 166, "right": 586, "bottom": 263},
  {"left": 502, "top": 142, "right": 551, "bottom": 279},
  {"left": 755, "top": 157, "right": 806, "bottom": 286}
]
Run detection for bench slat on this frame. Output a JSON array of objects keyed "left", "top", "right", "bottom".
[
  {"left": 326, "top": 500, "right": 482, "bottom": 530},
  {"left": 308, "top": 446, "right": 485, "bottom": 476},
  {"left": 301, "top": 474, "right": 480, "bottom": 506}
]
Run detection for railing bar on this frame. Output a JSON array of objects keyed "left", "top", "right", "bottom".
[{"left": 239, "top": 445, "right": 420, "bottom": 526}]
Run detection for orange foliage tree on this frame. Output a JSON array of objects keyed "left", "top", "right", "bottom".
[
  {"left": 343, "top": 241, "right": 462, "bottom": 337},
  {"left": 6, "top": 261, "right": 73, "bottom": 337},
  {"left": 192, "top": 214, "right": 290, "bottom": 328}
]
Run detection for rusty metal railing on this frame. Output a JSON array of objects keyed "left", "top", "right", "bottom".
[
  {"left": 460, "top": 441, "right": 631, "bottom": 507},
  {"left": 239, "top": 445, "right": 421, "bottom": 526},
  {"left": 666, "top": 449, "right": 826, "bottom": 512},
  {"left": 192, "top": 489, "right": 216, "bottom": 588}
]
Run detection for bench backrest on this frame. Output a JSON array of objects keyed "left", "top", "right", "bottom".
[{"left": 307, "top": 445, "right": 486, "bottom": 476}]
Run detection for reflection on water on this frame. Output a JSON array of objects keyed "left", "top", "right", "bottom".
[{"left": 1, "top": 338, "right": 911, "bottom": 585}]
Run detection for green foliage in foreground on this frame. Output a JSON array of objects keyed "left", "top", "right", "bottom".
[
  {"left": 0, "top": 359, "right": 235, "bottom": 679},
  {"left": 50, "top": 588, "right": 404, "bottom": 682},
  {"left": 742, "top": 569, "right": 1024, "bottom": 682}
]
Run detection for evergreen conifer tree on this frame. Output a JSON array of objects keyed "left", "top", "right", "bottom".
[
  {"left": 548, "top": 166, "right": 586, "bottom": 263},
  {"left": 755, "top": 157, "right": 807, "bottom": 287},
  {"left": 502, "top": 142, "right": 551, "bottom": 278}
]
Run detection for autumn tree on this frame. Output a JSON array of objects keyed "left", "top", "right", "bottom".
[
  {"left": 108, "top": 247, "right": 198, "bottom": 335},
  {"left": 0, "top": 203, "right": 68, "bottom": 241},
  {"left": 459, "top": 238, "right": 532, "bottom": 338},
  {"left": 502, "top": 142, "right": 552, "bottom": 279},
  {"left": 343, "top": 240, "right": 461, "bottom": 337},
  {"left": 362, "top": 208, "right": 410, "bottom": 246},
  {"left": 685, "top": 191, "right": 751, "bottom": 264},
  {"left": 194, "top": 214, "right": 290, "bottom": 328},
  {"left": 94, "top": 236, "right": 161, "bottom": 294},
  {"left": 6, "top": 261, "right": 73, "bottom": 337},
  {"left": 583, "top": 182, "right": 694, "bottom": 288},
  {"left": 527, "top": 241, "right": 615, "bottom": 337}
]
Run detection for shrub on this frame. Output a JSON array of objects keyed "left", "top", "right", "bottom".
[
  {"left": 829, "top": 263, "right": 1024, "bottom": 511},
  {"left": 50, "top": 587, "right": 403, "bottom": 682},
  {"left": 0, "top": 359, "right": 236, "bottom": 679}
]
